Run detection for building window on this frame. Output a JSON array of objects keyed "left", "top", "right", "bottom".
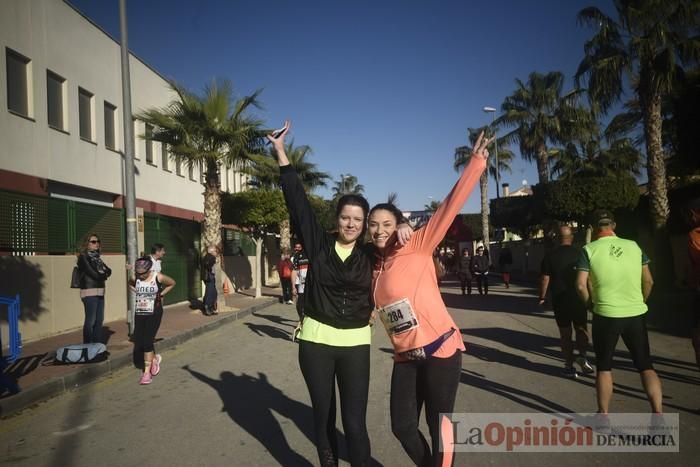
[
  {"left": 161, "top": 143, "right": 169, "bottom": 171},
  {"left": 78, "top": 87, "right": 94, "bottom": 141},
  {"left": 47, "top": 71, "right": 66, "bottom": 130},
  {"left": 104, "top": 102, "right": 117, "bottom": 150},
  {"left": 6, "top": 48, "right": 32, "bottom": 118},
  {"left": 145, "top": 123, "right": 154, "bottom": 164},
  {"left": 189, "top": 164, "right": 196, "bottom": 181},
  {"left": 175, "top": 157, "right": 183, "bottom": 176}
]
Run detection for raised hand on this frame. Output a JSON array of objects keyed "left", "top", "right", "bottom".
[
  {"left": 266, "top": 120, "right": 291, "bottom": 165},
  {"left": 472, "top": 131, "right": 495, "bottom": 161},
  {"left": 266, "top": 120, "right": 290, "bottom": 147}
]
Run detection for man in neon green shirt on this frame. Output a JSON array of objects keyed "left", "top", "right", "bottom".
[{"left": 575, "top": 210, "right": 662, "bottom": 414}]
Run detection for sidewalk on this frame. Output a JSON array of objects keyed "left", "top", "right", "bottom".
[{"left": 0, "top": 287, "right": 281, "bottom": 418}]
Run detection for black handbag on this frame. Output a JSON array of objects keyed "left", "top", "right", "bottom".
[{"left": 70, "top": 266, "right": 82, "bottom": 288}]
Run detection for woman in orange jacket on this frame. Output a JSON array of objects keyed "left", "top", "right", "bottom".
[{"left": 368, "top": 132, "right": 491, "bottom": 467}]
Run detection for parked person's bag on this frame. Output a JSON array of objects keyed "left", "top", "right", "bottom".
[
  {"left": 70, "top": 266, "right": 82, "bottom": 288},
  {"left": 54, "top": 343, "right": 107, "bottom": 363}
]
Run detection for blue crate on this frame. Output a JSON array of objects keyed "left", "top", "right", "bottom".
[{"left": 0, "top": 294, "right": 22, "bottom": 364}]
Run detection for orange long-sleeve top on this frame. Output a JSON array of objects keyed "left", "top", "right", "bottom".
[{"left": 372, "top": 155, "right": 487, "bottom": 359}]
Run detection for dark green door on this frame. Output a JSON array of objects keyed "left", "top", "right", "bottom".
[{"left": 144, "top": 213, "right": 201, "bottom": 305}]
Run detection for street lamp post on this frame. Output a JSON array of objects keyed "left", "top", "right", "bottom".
[{"left": 483, "top": 106, "right": 500, "bottom": 198}]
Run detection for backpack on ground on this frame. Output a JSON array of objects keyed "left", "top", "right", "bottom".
[{"left": 54, "top": 343, "right": 107, "bottom": 363}]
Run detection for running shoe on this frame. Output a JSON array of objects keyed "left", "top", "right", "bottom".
[
  {"left": 575, "top": 356, "right": 595, "bottom": 374},
  {"left": 562, "top": 366, "right": 578, "bottom": 379},
  {"left": 150, "top": 354, "right": 162, "bottom": 376},
  {"left": 139, "top": 372, "right": 152, "bottom": 385}
]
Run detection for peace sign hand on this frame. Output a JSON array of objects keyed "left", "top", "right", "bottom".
[{"left": 472, "top": 131, "right": 495, "bottom": 161}]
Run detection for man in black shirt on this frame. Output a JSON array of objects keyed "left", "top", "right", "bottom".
[
  {"left": 539, "top": 225, "right": 593, "bottom": 378},
  {"left": 470, "top": 245, "right": 490, "bottom": 295}
]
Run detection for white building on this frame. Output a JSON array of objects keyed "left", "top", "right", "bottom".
[{"left": 0, "top": 0, "right": 249, "bottom": 342}]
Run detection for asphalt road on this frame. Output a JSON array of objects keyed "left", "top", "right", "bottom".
[{"left": 1, "top": 282, "right": 698, "bottom": 466}]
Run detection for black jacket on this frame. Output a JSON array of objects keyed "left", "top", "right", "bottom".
[
  {"left": 78, "top": 253, "right": 112, "bottom": 289},
  {"left": 280, "top": 165, "right": 373, "bottom": 329},
  {"left": 470, "top": 255, "right": 490, "bottom": 275}
]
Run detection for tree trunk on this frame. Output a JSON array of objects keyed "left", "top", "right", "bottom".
[
  {"left": 202, "top": 160, "right": 222, "bottom": 250},
  {"left": 203, "top": 159, "right": 226, "bottom": 309},
  {"left": 640, "top": 89, "right": 670, "bottom": 230},
  {"left": 640, "top": 75, "right": 673, "bottom": 291},
  {"left": 254, "top": 236, "right": 263, "bottom": 298},
  {"left": 536, "top": 144, "right": 549, "bottom": 183},
  {"left": 280, "top": 218, "right": 291, "bottom": 252},
  {"left": 480, "top": 171, "right": 490, "bottom": 248}
]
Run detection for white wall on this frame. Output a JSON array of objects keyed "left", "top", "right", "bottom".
[
  {"left": 0, "top": 0, "right": 246, "bottom": 213},
  {"left": 0, "top": 255, "right": 128, "bottom": 344}
]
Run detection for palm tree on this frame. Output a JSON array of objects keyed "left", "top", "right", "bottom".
[
  {"left": 424, "top": 200, "right": 441, "bottom": 212},
  {"left": 575, "top": 0, "right": 700, "bottom": 230},
  {"left": 332, "top": 174, "right": 364, "bottom": 199},
  {"left": 244, "top": 141, "right": 330, "bottom": 250},
  {"left": 137, "top": 80, "right": 265, "bottom": 250},
  {"left": 246, "top": 141, "right": 330, "bottom": 192},
  {"left": 454, "top": 127, "right": 514, "bottom": 246},
  {"left": 497, "top": 71, "right": 585, "bottom": 183},
  {"left": 550, "top": 110, "right": 643, "bottom": 179}
]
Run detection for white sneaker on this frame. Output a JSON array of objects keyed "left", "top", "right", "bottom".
[{"left": 575, "top": 356, "right": 595, "bottom": 374}]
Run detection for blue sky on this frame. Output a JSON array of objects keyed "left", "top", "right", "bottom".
[{"left": 69, "top": 0, "right": 612, "bottom": 213}]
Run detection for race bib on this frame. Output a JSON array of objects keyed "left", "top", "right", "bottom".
[
  {"left": 378, "top": 298, "right": 419, "bottom": 335},
  {"left": 135, "top": 283, "right": 158, "bottom": 315}
]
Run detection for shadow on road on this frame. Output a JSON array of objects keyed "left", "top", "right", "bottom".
[
  {"left": 183, "top": 366, "right": 349, "bottom": 466},
  {"left": 244, "top": 322, "right": 293, "bottom": 341},
  {"left": 461, "top": 327, "right": 700, "bottom": 414},
  {"left": 460, "top": 369, "right": 574, "bottom": 413},
  {"left": 251, "top": 311, "right": 298, "bottom": 328},
  {"left": 442, "top": 290, "right": 553, "bottom": 321}
]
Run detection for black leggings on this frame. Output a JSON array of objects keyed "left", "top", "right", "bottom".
[
  {"left": 391, "top": 350, "right": 462, "bottom": 467},
  {"left": 133, "top": 307, "right": 163, "bottom": 353},
  {"left": 298, "top": 341, "right": 370, "bottom": 467},
  {"left": 475, "top": 274, "right": 488, "bottom": 295}
]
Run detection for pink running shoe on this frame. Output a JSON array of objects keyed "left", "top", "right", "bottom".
[
  {"left": 139, "top": 372, "right": 152, "bottom": 385},
  {"left": 150, "top": 354, "right": 162, "bottom": 376}
]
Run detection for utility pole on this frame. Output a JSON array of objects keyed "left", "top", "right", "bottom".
[{"left": 119, "top": 0, "right": 138, "bottom": 334}]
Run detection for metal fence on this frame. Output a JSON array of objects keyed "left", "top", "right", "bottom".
[{"left": 0, "top": 189, "right": 124, "bottom": 254}]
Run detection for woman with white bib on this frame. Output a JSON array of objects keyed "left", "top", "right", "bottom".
[{"left": 130, "top": 256, "right": 176, "bottom": 385}]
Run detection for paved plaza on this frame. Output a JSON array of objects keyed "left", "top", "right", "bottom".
[{"left": 1, "top": 281, "right": 698, "bottom": 466}]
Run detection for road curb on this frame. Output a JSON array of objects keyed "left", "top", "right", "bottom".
[{"left": 0, "top": 297, "right": 277, "bottom": 419}]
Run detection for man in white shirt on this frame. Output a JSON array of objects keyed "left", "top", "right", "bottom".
[{"left": 149, "top": 243, "right": 165, "bottom": 273}]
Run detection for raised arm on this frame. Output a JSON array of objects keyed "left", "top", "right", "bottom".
[
  {"left": 410, "top": 132, "right": 491, "bottom": 253},
  {"left": 157, "top": 273, "right": 176, "bottom": 298},
  {"left": 269, "top": 121, "right": 326, "bottom": 260}
]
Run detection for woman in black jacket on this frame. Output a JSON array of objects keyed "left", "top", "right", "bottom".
[
  {"left": 270, "top": 121, "right": 412, "bottom": 467},
  {"left": 77, "top": 233, "right": 112, "bottom": 343}
]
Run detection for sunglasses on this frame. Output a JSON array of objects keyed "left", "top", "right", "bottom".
[{"left": 89, "top": 240, "right": 101, "bottom": 244}]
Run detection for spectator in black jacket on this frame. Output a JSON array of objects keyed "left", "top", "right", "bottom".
[
  {"left": 201, "top": 246, "right": 218, "bottom": 316},
  {"left": 77, "top": 233, "right": 112, "bottom": 343},
  {"left": 270, "top": 121, "right": 411, "bottom": 467},
  {"left": 470, "top": 245, "right": 490, "bottom": 295}
]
